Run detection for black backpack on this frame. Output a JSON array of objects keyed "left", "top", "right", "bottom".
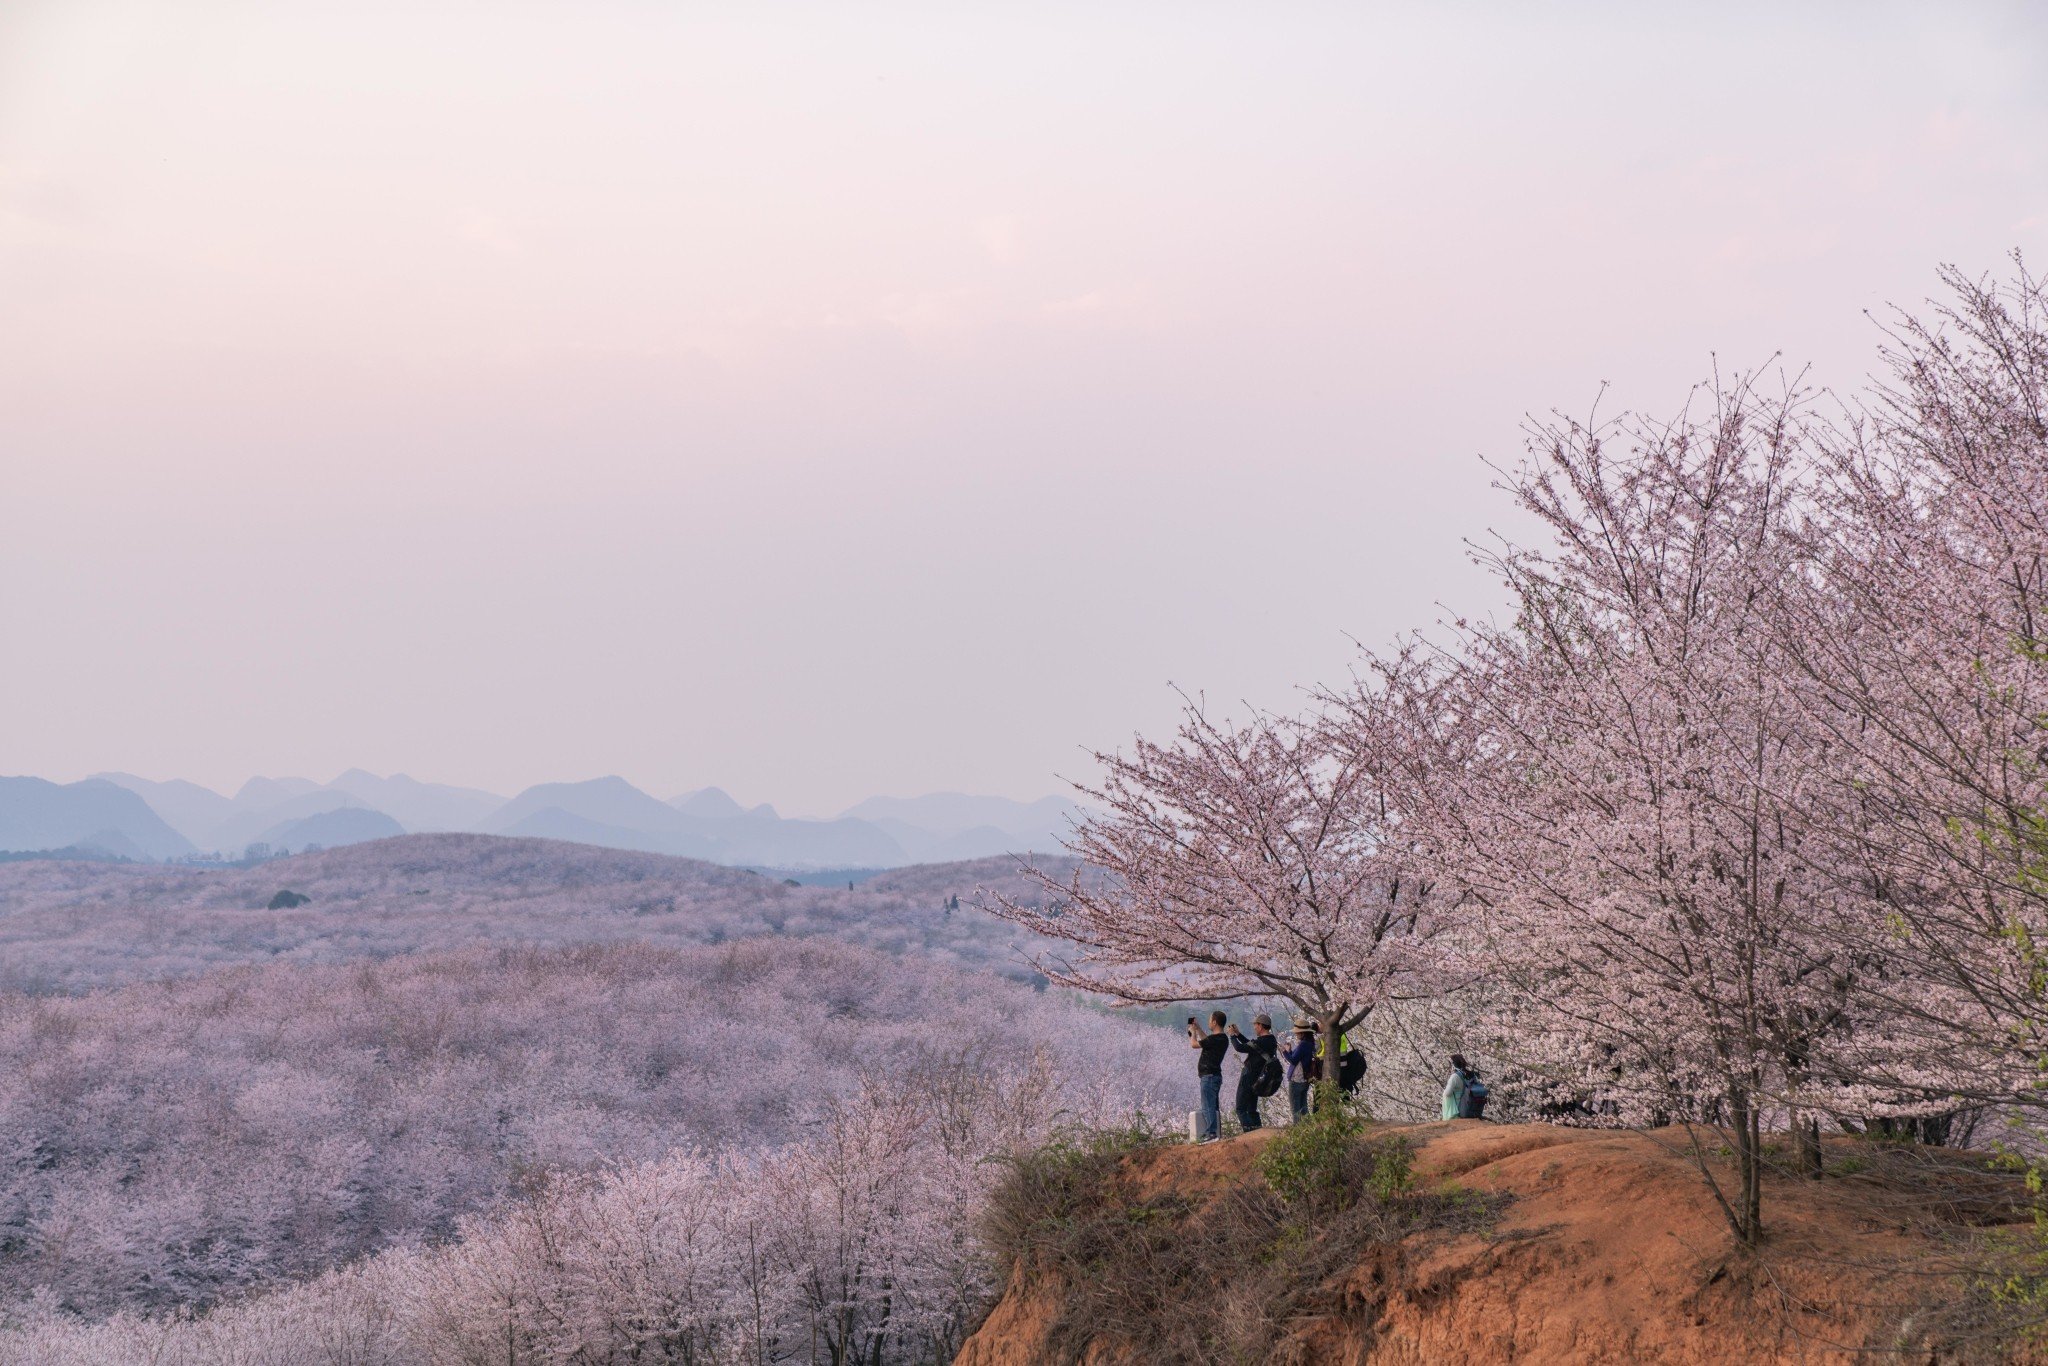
[
  {"left": 1253, "top": 1050, "right": 1284, "bottom": 1098},
  {"left": 1462, "top": 1073, "right": 1490, "bottom": 1119},
  {"left": 1337, "top": 1048, "right": 1366, "bottom": 1093}
]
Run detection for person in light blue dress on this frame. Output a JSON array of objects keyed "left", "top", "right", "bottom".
[{"left": 1442, "top": 1053, "right": 1475, "bottom": 1120}]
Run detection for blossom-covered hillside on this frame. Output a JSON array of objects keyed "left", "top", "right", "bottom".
[
  {"left": 0, "top": 935, "right": 1182, "bottom": 1324},
  {"left": 0, "top": 835, "right": 1180, "bottom": 1362},
  {"left": 0, "top": 834, "right": 1073, "bottom": 993}
]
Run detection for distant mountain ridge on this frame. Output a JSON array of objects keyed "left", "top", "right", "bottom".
[
  {"left": 840, "top": 792, "right": 1081, "bottom": 838},
  {"left": 87, "top": 775, "right": 235, "bottom": 845},
  {"left": 205, "top": 789, "right": 366, "bottom": 854},
  {"left": 484, "top": 778, "right": 910, "bottom": 867},
  {"left": 255, "top": 806, "right": 408, "bottom": 855},
  {"left": 0, "top": 777, "right": 196, "bottom": 861},
  {"left": 18, "top": 772, "right": 1082, "bottom": 870},
  {"left": 326, "top": 770, "right": 502, "bottom": 832}
]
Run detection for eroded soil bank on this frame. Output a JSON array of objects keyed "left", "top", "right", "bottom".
[{"left": 957, "top": 1119, "right": 2038, "bottom": 1365}]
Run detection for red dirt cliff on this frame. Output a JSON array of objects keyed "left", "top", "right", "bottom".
[{"left": 957, "top": 1120, "right": 2034, "bottom": 1365}]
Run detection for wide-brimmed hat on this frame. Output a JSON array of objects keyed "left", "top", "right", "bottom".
[{"left": 1290, "top": 1018, "right": 1319, "bottom": 1032}]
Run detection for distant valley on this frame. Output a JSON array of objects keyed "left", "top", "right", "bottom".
[{"left": 0, "top": 770, "right": 1083, "bottom": 870}]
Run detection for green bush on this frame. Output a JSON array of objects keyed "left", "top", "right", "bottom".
[
  {"left": 1257, "top": 1084, "right": 1412, "bottom": 1220},
  {"left": 1369, "top": 1137, "right": 1417, "bottom": 1202},
  {"left": 1258, "top": 1094, "right": 1362, "bottom": 1209}
]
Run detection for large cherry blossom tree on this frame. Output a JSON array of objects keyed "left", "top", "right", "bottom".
[
  {"left": 1406, "top": 376, "right": 1884, "bottom": 1243},
  {"left": 987, "top": 698, "right": 1451, "bottom": 1057}
]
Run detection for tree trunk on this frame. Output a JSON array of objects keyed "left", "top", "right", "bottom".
[
  {"left": 1318, "top": 1010, "right": 1345, "bottom": 1109},
  {"left": 1796, "top": 1114, "right": 1824, "bottom": 1179},
  {"left": 1729, "top": 1092, "right": 1764, "bottom": 1245}
]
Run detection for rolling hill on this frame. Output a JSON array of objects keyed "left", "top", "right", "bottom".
[{"left": 0, "top": 832, "right": 1078, "bottom": 993}]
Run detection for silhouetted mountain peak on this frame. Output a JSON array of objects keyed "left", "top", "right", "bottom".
[
  {"left": 0, "top": 776, "right": 196, "bottom": 861},
  {"left": 255, "top": 806, "right": 406, "bottom": 854},
  {"left": 670, "top": 786, "right": 746, "bottom": 819}
]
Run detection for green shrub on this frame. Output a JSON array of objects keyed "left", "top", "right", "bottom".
[
  {"left": 1369, "top": 1137, "right": 1417, "bottom": 1202},
  {"left": 1257, "top": 1085, "right": 1412, "bottom": 1221},
  {"left": 1258, "top": 1096, "right": 1362, "bottom": 1211}
]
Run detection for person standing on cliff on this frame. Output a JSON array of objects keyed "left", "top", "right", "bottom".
[
  {"left": 1282, "top": 1019, "right": 1318, "bottom": 1119},
  {"left": 1226, "top": 1014, "right": 1280, "bottom": 1132},
  {"left": 1187, "top": 1010, "right": 1231, "bottom": 1142}
]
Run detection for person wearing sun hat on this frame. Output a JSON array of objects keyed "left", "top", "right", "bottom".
[{"left": 1281, "top": 1018, "right": 1319, "bottom": 1120}]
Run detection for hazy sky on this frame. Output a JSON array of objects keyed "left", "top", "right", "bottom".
[{"left": 4, "top": 2, "right": 2044, "bottom": 814}]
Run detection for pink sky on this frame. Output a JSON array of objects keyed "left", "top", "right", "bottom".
[{"left": 3, "top": 1, "right": 2044, "bottom": 813}]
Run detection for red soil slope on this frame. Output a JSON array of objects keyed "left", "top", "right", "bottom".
[{"left": 958, "top": 1120, "right": 2034, "bottom": 1365}]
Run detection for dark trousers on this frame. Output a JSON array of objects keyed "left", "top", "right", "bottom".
[
  {"left": 1235, "top": 1087, "right": 1262, "bottom": 1131},
  {"left": 1198, "top": 1073, "right": 1222, "bottom": 1141},
  {"left": 1288, "top": 1080, "right": 1310, "bottom": 1120}
]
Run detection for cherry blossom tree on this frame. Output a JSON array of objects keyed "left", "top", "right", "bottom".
[
  {"left": 1770, "top": 259, "right": 2048, "bottom": 1112},
  {"left": 987, "top": 699, "right": 1450, "bottom": 1061},
  {"left": 1407, "top": 375, "right": 1880, "bottom": 1243}
]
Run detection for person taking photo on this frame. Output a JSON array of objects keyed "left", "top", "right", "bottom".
[
  {"left": 1186, "top": 1010, "right": 1231, "bottom": 1142},
  {"left": 1281, "top": 1019, "right": 1318, "bottom": 1119},
  {"left": 1226, "top": 1014, "right": 1280, "bottom": 1132}
]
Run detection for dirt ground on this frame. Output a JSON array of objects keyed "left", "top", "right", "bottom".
[{"left": 956, "top": 1120, "right": 2041, "bottom": 1365}]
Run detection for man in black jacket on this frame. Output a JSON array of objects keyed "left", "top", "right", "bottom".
[
  {"left": 1226, "top": 1014, "right": 1279, "bottom": 1132},
  {"left": 1187, "top": 1011, "right": 1232, "bottom": 1142}
]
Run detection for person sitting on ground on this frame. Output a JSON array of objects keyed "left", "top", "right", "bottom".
[
  {"left": 1282, "top": 1019, "right": 1318, "bottom": 1120},
  {"left": 1225, "top": 1014, "right": 1280, "bottom": 1132},
  {"left": 1187, "top": 1010, "right": 1232, "bottom": 1142},
  {"left": 1442, "top": 1053, "right": 1489, "bottom": 1120}
]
